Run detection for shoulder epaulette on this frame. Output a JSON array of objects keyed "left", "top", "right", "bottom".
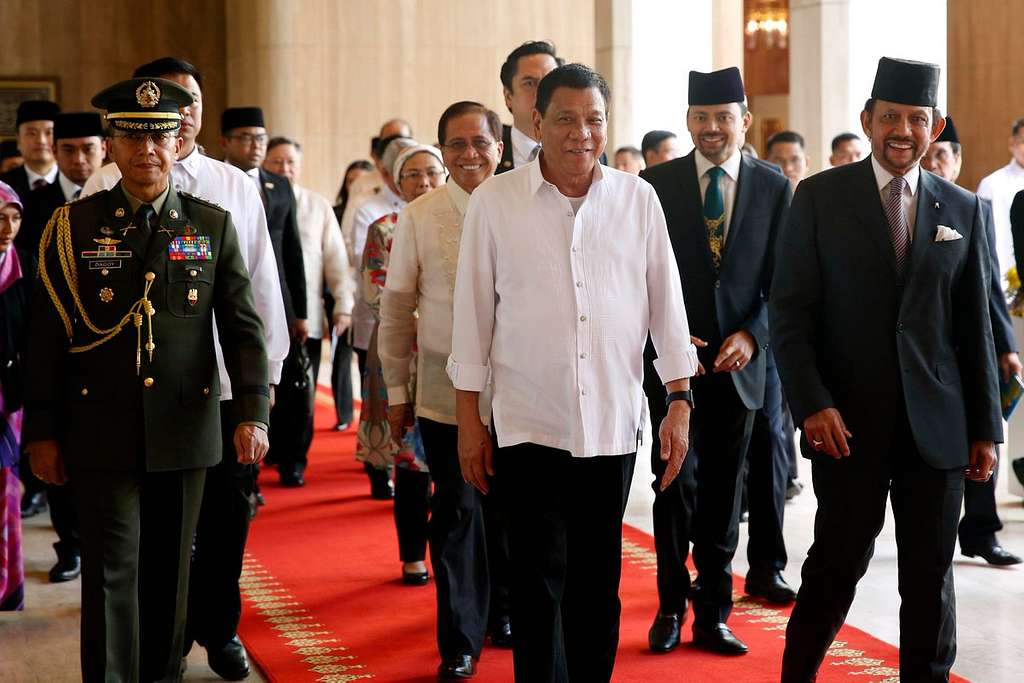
[
  {"left": 68, "top": 189, "right": 107, "bottom": 207},
  {"left": 179, "top": 191, "right": 227, "bottom": 212}
]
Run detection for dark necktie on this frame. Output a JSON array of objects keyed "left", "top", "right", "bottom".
[
  {"left": 72, "top": 189, "right": 81, "bottom": 200},
  {"left": 704, "top": 166, "right": 726, "bottom": 270},
  {"left": 885, "top": 176, "right": 910, "bottom": 273},
  {"left": 133, "top": 203, "right": 157, "bottom": 242},
  {"left": 32, "top": 178, "right": 46, "bottom": 190}
]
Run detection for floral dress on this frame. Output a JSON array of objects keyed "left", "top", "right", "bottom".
[{"left": 355, "top": 213, "right": 428, "bottom": 472}]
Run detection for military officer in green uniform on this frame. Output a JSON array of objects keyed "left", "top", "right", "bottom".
[{"left": 23, "top": 77, "right": 270, "bottom": 682}]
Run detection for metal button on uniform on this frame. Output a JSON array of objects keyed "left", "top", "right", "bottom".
[
  {"left": 145, "top": 272, "right": 156, "bottom": 282},
  {"left": 576, "top": 281, "right": 583, "bottom": 287},
  {"left": 143, "top": 377, "right": 155, "bottom": 387},
  {"left": 579, "top": 315, "right": 587, "bottom": 322},
  {"left": 190, "top": 269, "right": 198, "bottom": 278},
  {"left": 101, "top": 269, "right": 110, "bottom": 276},
  {"left": 203, "top": 387, "right": 210, "bottom": 395},
  {"left": 80, "top": 388, "right": 89, "bottom": 397}
]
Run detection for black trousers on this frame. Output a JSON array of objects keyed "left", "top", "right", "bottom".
[
  {"left": 745, "top": 359, "right": 789, "bottom": 574},
  {"left": 185, "top": 402, "right": 255, "bottom": 650},
  {"left": 958, "top": 456, "right": 1003, "bottom": 548},
  {"left": 393, "top": 467, "right": 430, "bottom": 562},
  {"left": 330, "top": 332, "right": 355, "bottom": 426},
  {"left": 498, "top": 442, "right": 635, "bottom": 683},
  {"left": 483, "top": 453, "right": 513, "bottom": 629},
  {"left": 47, "top": 479, "right": 80, "bottom": 560},
  {"left": 418, "top": 418, "right": 489, "bottom": 660},
  {"left": 75, "top": 466, "right": 205, "bottom": 683},
  {"left": 269, "top": 338, "right": 317, "bottom": 475},
  {"left": 781, "top": 424, "right": 963, "bottom": 683},
  {"left": 650, "top": 371, "right": 754, "bottom": 625}
]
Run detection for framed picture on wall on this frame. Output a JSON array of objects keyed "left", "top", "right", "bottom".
[{"left": 0, "top": 77, "right": 60, "bottom": 138}]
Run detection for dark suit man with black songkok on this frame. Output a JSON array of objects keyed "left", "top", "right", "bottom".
[
  {"left": 24, "top": 77, "right": 270, "bottom": 682},
  {"left": 0, "top": 100, "right": 61, "bottom": 200},
  {"left": 772, "top": 58, "right": 1002, "bottom": 682},
  {"left": 921, "top": 116, "right": 1024, "bottom": 567},
  {"left": 221, "top": 107, "right": 309, "bottom": 487},
  {"left": 641, "top": 67, "right": 791, "bottom": 655}
]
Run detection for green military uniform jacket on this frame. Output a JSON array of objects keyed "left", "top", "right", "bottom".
[{"left": 23, "top": 182, "right": 269, "bottom": 471}]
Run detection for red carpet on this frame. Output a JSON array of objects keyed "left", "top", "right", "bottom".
[{"left": 238, "top": 390, "right": 969, "bottom": 682}]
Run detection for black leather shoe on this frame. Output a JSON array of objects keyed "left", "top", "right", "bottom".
[
  {"left": 207, "top": 636, "right": 250, "bottom": 681},
  {"left": 279, "top": 468, "right": 305, "bottom": 487},
  {"left": 48, "top": 553, "right": 81, "bottom": 583},
  {"left": 785, "top": 478, "right": 804, "bottom": 500},
  {"left": 648, "top": 610, "right": 682, "bottom": 652},
  {"left": 403, "top": 569, "right": 429, "bottom": 585},
  {"left": 692, "top": 623, "right": 748, "bottom": 655},
  {"left": 489, "top": 614, "right": 513, "bottom": 648},
  {"left": 1012, "top": 457, "right": 1024, "bottom": 486},
  {"left": 745, "top": 570, "right": 797, "bottom": 604},
  {"left": 366, "top": 465, "right": 393, "bottom": 499},
  {"left": 20, "top": 491, "right": 47, "bottom": 518},
  {"left": 962, "top": 542, "right": 1023, "bottom": 566},
  {"left": 438, "top": 654, "right": 475, "bottom": 679}
]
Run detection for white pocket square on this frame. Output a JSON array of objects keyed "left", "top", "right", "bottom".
[{"left": 934, "top": 225, "right": 963, "bottom": 242}]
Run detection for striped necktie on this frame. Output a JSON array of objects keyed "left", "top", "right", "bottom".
[
  {"left": 885, "top": 176, "right": 910, "bottom": 273},
  {"left": 704, "top": 166, "right": 726, "bottom": 270}
]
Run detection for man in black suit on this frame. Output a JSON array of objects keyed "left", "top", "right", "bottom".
[
  {"left": 771, "top": 58, "right": 1001, "bottom": 682},
  {"left": 0, "top": 100, "right": 60, "bottom": 200},
  {"left": 495, "top": 40, "right": 562, "bottom": 175},
  {"left": 641, "top": 67, "right": 791, "bottom": 655},
  {"left": 221, "top": 107, "right": 308, "bottom": 487},
  {"left": 922, "top": 115, "right": 1022, "bottom": 567}
]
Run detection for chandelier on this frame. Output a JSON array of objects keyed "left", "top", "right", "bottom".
[{"left": 745, "top": 1, "right": 789, "bottom": 50}]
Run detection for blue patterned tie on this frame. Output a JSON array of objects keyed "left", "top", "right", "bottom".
[
  {"left": 885, "top": 176, "right": 910, "bottom": 273},
  {"left": 704, "top": 166, "right": 726, "bottom": 270}
]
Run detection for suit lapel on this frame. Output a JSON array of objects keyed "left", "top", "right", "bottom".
[
  {"left": 722, "top": 154, "right": 753, "bottom": 265},
  {"left": 905, "top": 170, "right": 938, "bottom": 280},
  {"left": 675, "top": 152, "right": 717, "bottom": 273},
  {"left": 257, "top": 168, "right": 271, "bottom": 214},
  {"left": 846, "top": 158, "right": 900, "bottom": 275},
  {"left": 498, "top": 124, "right": 514, "bottom": 173}
]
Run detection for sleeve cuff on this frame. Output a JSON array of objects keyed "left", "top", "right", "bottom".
[
  {"left": 268, "top": 360, "right": 283, "bottom": 386},
  {"left": 652, "top": 343, "right": 701, "bottom": 384},
  {"left": 446, "top": 355, "right": 490, "bottom": 392},
  {"left": 238, "top": 420, "right": 268, "bottom": 432},
  {"left": 387, "top": 385, "right": 410, "bottom": 405}
]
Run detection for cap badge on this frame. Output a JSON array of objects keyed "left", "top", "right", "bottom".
[
  {"left": 136, "top": 80, "right": 161, "bottom": 108},
  {"left": 115, "top": 207, "right": 126, "bottom": 218}
]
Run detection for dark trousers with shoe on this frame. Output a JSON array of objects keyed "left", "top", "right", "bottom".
[
  {"left": 483, "top": 433, "right": 513, "bottom": 636},
  {"left": 331, "top": 332, "right": 355, "bottom": 427},
  {"left": 419, "top": 418, "right": 489, "bottom": 660},
  {"left": 647, "top": 370, "right": 753, "bottom": 626},
  {"left": 745, "top": 359, "right": 789, "bottom": 575},
  {"left": 269, "top": 339, "right": 316, "bottom": 478},
  {"left": 186, "top": 402, "right": 256, "bottom": 651},
  {"left": 47, "top": 479, "right": 80, "bottom": 566},
  {"left": 394, "top": 467, "right": 430, "bottom": 562},
  {"left": 498, "top": 441, "right": 635, "bottom": 683},
  {"left": 781, "top": 421, "right": 963, "bottom": 683},
  {"left": 18, "top": 450, "right": 45, "bottom": 512},
  {"left": 75, "top": 465, "right": 205, "bottom": 683},
  {"left": 959, "top": 456, "right": 1003, "bottom": 549}
]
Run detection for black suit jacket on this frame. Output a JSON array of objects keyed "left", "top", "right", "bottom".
[
  {"left": 642, "top": 150, "right": 791, "bottom": 410},
  {"left": 18, "top": 179, "right": 68, "bottom": 259},
  {"left": 1008, "top": 190, "right": 1024, "bottom": 296},
  {"left": 495, "top": 123, "right": 608, "bottom": 175},
  {"left": 0, "top": 165, "right": 34, "bottom": 203},
  {"left": 770, "top": 158, "right": 1002, "bottom": 470},
  {"left": 258, "top": 167, "right": 306, "bottom": 323}
]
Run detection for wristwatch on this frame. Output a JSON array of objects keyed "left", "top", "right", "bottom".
[{"left": 665, "top": 390, "right": 695, "bottom": 409}]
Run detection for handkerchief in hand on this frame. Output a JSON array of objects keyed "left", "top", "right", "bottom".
[{"left": 934, "top": 225, "right": 963, "bottom": 242}]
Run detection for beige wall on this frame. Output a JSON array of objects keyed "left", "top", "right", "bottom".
[
  {"left": 0, "top": 0, "right": 227, "bottom": 155},
  {"left": 225, "top": 0, "right": 596, "bottom": 199}
]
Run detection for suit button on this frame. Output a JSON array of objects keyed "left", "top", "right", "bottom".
[
  {"left": 203, "top": 387, "right": 210, "bottom": 395},
  {"left": 144, "top": 377, "right": 155, "bottom": 387},
  {"left": 715, "top": 280, "right": 721, "bottom": 289},
  {"left": 80, "top": 388, "right": 88, "bottom": 397},
  {"left": 190, "top": 269, "right": 198, "bottom": 278},
  {"left": 897, "top": 323, "right": 904, "bottom": 333}
]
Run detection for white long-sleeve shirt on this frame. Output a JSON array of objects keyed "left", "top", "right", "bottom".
[
  {"left": 81, "top": 148, "right": 289, "bottom": 397},
  {"left": 447, "top": 159, "right": 699, "bottom": 458},
  {"left": 294, "top": 184, "right": 354, "bottom": 339},
  {"left": 977, "top": 159, "right": 1024, "bottom": 281}
]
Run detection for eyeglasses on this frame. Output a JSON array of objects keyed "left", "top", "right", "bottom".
[
  {"left": 442, "top": 139, "right": 497, "bottom": 153},
  {"left": 400, "top": 168, "right": 446, "bottom": 182},
  {"left": 227, "top": 133, "right": 268, "bottom": 146},
  {"left": 111, "top": 131, "right": 179, "bottom": 149}
]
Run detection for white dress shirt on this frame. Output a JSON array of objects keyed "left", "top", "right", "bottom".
[
  {"left": 57, "top": 172, "right": 82, "bottom": 202},
  {"left": 349, "top": 185, "right": 406, "bottom": 349},
  {"left": 294, "top": 184, "right": 354, "bottom": 339},
  {"left": 81, "top": 147, "right": 290, "bottom": 396},
  {"left": 871, "top": 154, "right": 920, "bottom": 239},
  {"left": 379, "top": 181, "right": 490, "bottom": 425},
  {"left": 26, "top": 164, "right": 58, "bottom": 189},
  {"left": 510, "top": 125, "right": 541, "bottom": 168},
  {"left": 340, "top": 169, "right": 383, "bottom": 264},
  {"left": 977, "top": 159, "right": 1024, "bottom": 279},
  {"left": 447, "top": 159, "right": 699, "bottom": 458},
  {"left": 695, "top": 148, "right": 742, "bottom": 241}
]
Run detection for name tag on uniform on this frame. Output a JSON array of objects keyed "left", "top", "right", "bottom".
[
  {"left": 168, "top": 235, "right": 213, "bottom": 261},
  {"left": 89, "top": 260, "right": 123, "bottom": 270}
]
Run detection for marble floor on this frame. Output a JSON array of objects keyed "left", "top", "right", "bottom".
[{"left": 624, "top": 428, "right": 1024, "bottom": 683}]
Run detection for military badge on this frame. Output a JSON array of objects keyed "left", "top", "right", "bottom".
[
  {"left": 99, "top": 287, "right": 114, "bottom": 303},
  {"left": 94, "top": 237, "right": 122, "bottom": 246},
  {"left": 168, "top": 234, "right": 213, "bottom": 261},
  {"left": 169, "top": 209, "right": 179, "bottom": 219},
  {"left": 158, "top": 226, "right": 175, "bottom": 237},
  {"left": 264, "top": 181, "right": 275, "bottom": 190},
  {"left": 188, "top": 288, "right": 199, "bottom": 306},
  {"left": 115, "top": 207, "right": 126, "bottom": 218},
  {"left": 136, "top": 80, "right": 161, "bottom": 108}
]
